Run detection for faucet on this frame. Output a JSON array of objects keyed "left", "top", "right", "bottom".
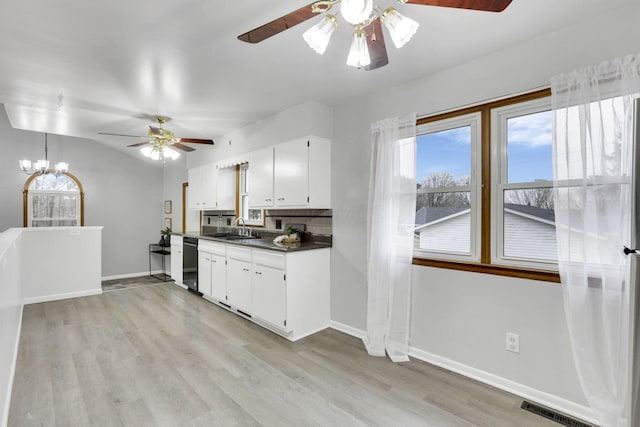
[{"left": 235, "top": 217, "right": 247, "bottom": 236}]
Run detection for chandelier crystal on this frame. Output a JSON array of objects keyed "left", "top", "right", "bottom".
[{"left": 19, "top": 133, "right": 69, "bottom": 177}]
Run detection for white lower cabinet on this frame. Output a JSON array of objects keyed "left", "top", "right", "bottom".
[
  {"left": 210, "top": 253, "right": 227, "bottom": 302},
  {"left": 252, "top": 251, "right": 287, "bottom": 330},
  {"left": 197, "top": 238, "right": 330, "bottom": 341},
  {"left": 170, "top": 235, "right": 183, "bottom": 286},
  {"left": 197, "top": 240, "right": 226, "bottom": 299},
  {"left": 197, "top": 251, "right": 212, "bottom": 297},
  {"left": 226, "top": 247, "right": 253, "bottom": 315}
]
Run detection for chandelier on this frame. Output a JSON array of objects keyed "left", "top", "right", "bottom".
[
  {"left": 18, "top": 133, "right": 69, "bottom": 177},
  {"left": 303, "top": 0, "right": 419, "bottom": 68}
]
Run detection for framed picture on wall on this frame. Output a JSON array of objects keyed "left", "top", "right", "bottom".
[
  {"left": 164, "top": 200, "right": 172, "bottom": 214},
  {"left": 164, "top": 217, "right": 172, "bottom": 229}
]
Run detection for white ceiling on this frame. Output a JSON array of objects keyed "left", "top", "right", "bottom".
[{"left": 0, "top": 0, "right": 632, "bottom": 158}]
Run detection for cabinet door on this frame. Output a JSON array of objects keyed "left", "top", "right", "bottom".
[
  {"left": 216, "top": 167, "right": 236, "bottom": 210},
  {"left": 187, "top": 167, "right": 201, "bottom": 210},
  {"left": 248, "top": 147, "right": 274, "bottom": 208},
  {"left": 210, "top": 253, "right": 227, "bottom": 302},
  {"left": 198, "top": 251, "right": 212, "bottom": 296},
  {"left": 227, "top": 258, "right": 252, "bottom": 314},
  {"left": 252, "top": 265, "right": 286, "bottom": 329},
  {"left": 274, "top": 138, "right": 308, "bottom": 207},
  {"left": 199, "top": 164, "right": 218, "bottom": 209},
  {"left": 170, "top": 245, "right": 183, "bottom": 285}
]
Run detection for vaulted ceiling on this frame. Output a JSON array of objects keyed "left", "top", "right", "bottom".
[{"left": 0, "top": 0, "right": 633, "bottom": 155}]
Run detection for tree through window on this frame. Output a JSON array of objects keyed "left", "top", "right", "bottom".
[{"left": 23, "top": 172, "right": 85, "bottom": 227}]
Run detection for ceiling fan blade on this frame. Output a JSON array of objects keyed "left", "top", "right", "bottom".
[
  {"left": 176, "top": 138, "right": 214, "bottom": 145},
  {"left": 127, "top": 141, "right": 152, "bottom": 148},
  {"left": 171, "top": 142, "right": 196, "bottom": 152},
  {"left": 98, "top": 132, "right": 145, "bottom": 138},
  {"left": 364, "top": 20, "right": 389, "bottom": 71},
  {"left": 405, "top": 0, "right": 513, "bottom": 12},
  {"left": 238, "top": 2, "right": 320, "bottom": 44}
]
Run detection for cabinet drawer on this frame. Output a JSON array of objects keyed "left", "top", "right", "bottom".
[
  {"left": 198, "top": 240, "right": 226, "bottom": 256},
  {"left": 252, "top": 250, "right": 285, "bottom": 270},
  {"left": 227, "top": 246, "right": 252, "bottom": 262}
]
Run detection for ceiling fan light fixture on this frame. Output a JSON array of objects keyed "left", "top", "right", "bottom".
[
  {"left": 303, "top": 14, "right": 337, "bottom": 55},
  {"left": 340, "top": 0, "right": 374, "bottom": 26},
  {"left": 163, "top": 146, "right": 181, "bottom": 160},
  {"left": 381, "top": 7, "right": 419, "bottom": 48},
  {"left": 346, "top": 28, "right": 371, "bottom": 68}
]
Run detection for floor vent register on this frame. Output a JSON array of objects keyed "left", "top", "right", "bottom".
[{"left": 520, "top": 401, "right": 593, "bottom": 427}]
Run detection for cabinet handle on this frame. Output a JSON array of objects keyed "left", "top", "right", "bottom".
[
  {"left": 277, "top": 198, "right": 285, "bottom": 201},
  {"left": 205, "top": 258, "right": 210, "bottom": 261},
  {"left": 242, "top": 268, "right": 250, "bottom": 272},
  {"left": 265, "top": 198, "right": 272, "bottom": 202},
  {"left": 255, "top": 271, "right": 262, "bottom": 275},
  {"left": 202, "top": 202, "right": 207, "bottom": 205},
  {"left": 212, "top": 259, "right": 217, "bottom": 263}
]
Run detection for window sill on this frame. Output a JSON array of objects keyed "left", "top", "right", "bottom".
[{"left": 412, "top": 257, "right": 561, "bottom": 283}]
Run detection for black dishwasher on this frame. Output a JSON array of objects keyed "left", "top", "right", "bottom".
[{"left": 183, "top": 237, "right": 199, "bottom": 293}]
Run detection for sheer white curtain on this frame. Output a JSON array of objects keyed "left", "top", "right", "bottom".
[
  {"left": 364, "top": 113, "right": 416, "bottom": 362},
  {"left": 551, "top": 54, "right": 640, "bottom": 427}
]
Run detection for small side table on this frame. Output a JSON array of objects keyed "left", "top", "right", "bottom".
[{"left": 149, "top": 243, "right": 171, "bottom": 282}]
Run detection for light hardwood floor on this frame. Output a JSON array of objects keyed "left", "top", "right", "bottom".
[{"left": 9, "top": 281, "right": 559, "bottom": 426}]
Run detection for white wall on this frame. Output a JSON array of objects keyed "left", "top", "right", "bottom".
[
  {"left": 20, "top": 227, "right": 102, "bottom": 303},
  {"left": 331, "top": 2, "right": 640, "bottom": 420},
  {"left": 0, "top": 108, "right": 164, "bottom": 277},
  {"left": 0, "top": 229, "right": 22, "bottom": 427}
]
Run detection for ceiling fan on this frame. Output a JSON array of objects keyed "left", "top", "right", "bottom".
[
  {"left": 238, "top": 0, "right": 513, "bottom": 70},
  {"left": 98, "top": 116, "right": 214, "bottom": 161}
]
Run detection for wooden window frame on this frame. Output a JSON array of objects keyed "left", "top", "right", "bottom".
[
  {"left": 23, "top": 171, "right": 85, "bottom": 227},
  {"left": 413, "top": 88, "right": 561, "bottom": 283}
]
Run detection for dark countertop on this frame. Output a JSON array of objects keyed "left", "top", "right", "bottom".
[{"left": 173, "top": 231, "right": 332, "bottom": 253}]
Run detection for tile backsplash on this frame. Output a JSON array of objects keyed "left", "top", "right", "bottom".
[{"left": 202, "top": 209, "right": 332, "bottom": 236}]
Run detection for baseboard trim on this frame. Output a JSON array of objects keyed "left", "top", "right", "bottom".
[
  {"left": 101, "top": 271, "right": 164, "bottom": 281},
  {"left": 329, "top": 321, "right": 366, "bottom": 339},
  {"left": 329, "top": 322, "right": 597, "bottom": 426},
  {"left": 24, "top": 289, "right": 102, "bottom": 305},
  {"left": 408, "top": 347, "right": 597, "bottom": 426},
  {"left": 2, "top": 303, "right": 23, "bottom": 427}
]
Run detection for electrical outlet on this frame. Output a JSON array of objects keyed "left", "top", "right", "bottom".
[{"left": 506, "top": 332, "right": 520, "bottom": 353}]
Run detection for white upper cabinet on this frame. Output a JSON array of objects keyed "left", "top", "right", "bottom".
[
  {"left": 216, "top": 167, "right": 236, "bottom": 211},
  {"left": 188, "top": 163, "right": 237, "bottom": 211},
  {"left": 248, "top": 147, "right": 275, "bottom": 208},
  {"left": 248, "top": 136, "right": 331, "bottom": 209},
  {"left": 274, "top": 138, "right": 309, "bottom": 207},
  {"left": 188, "top": 164, "right": 217, "bottom": 210}
]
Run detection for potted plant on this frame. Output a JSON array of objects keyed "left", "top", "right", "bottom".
[
  {"left": 284, "top": 226, "right": 300, "bottom": 243},
  {"left": 160, "top": 227, "right": 172, "bottom": 246}
]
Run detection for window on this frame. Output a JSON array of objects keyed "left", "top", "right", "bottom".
[
  {"left": 415, "top": 113, "right": 481, "bottom": 261},
  {"left": 492, "top": 98, "right": 556, "bottom": 270},
  {"left": 414, "top": 89, "right": 560, "bottom": 282},
  {"left": 23, "top": 172, "right": 84, "bottom": 227},
  {"left": 238, "top": 163, "right": 264, "bottom": 226}
]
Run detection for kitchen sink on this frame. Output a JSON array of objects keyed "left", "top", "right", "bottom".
[
  {"left": 222, "top": 234, "right": 260, "bottom": 240},
  {"left": 205, "top": 232, "right": 260, "bottom": 240}
]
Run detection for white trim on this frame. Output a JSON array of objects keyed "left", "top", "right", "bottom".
[
  {"left": 2, "top": 303, "right": 23, "bottom": 427},
  {"left": 329, "top": 322, "right": 597, "bottom": 426},
  {"left": 504, "top": 208, "right": 555, "bottom": 226},
  {"left": 23, "top": 288, "right": 102, "bottom": 305},
  {"left": 330, "top": 321, "right": 366, "bottom": 339},
  {"left": 101, "top": 271, "right": 163, "bottom": 281},
  {"left": 408, "top": 347, "right": 597, "bottom": 426},
  {"left": 414, "top": 208, "right": 470, "bottom": 230}
]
